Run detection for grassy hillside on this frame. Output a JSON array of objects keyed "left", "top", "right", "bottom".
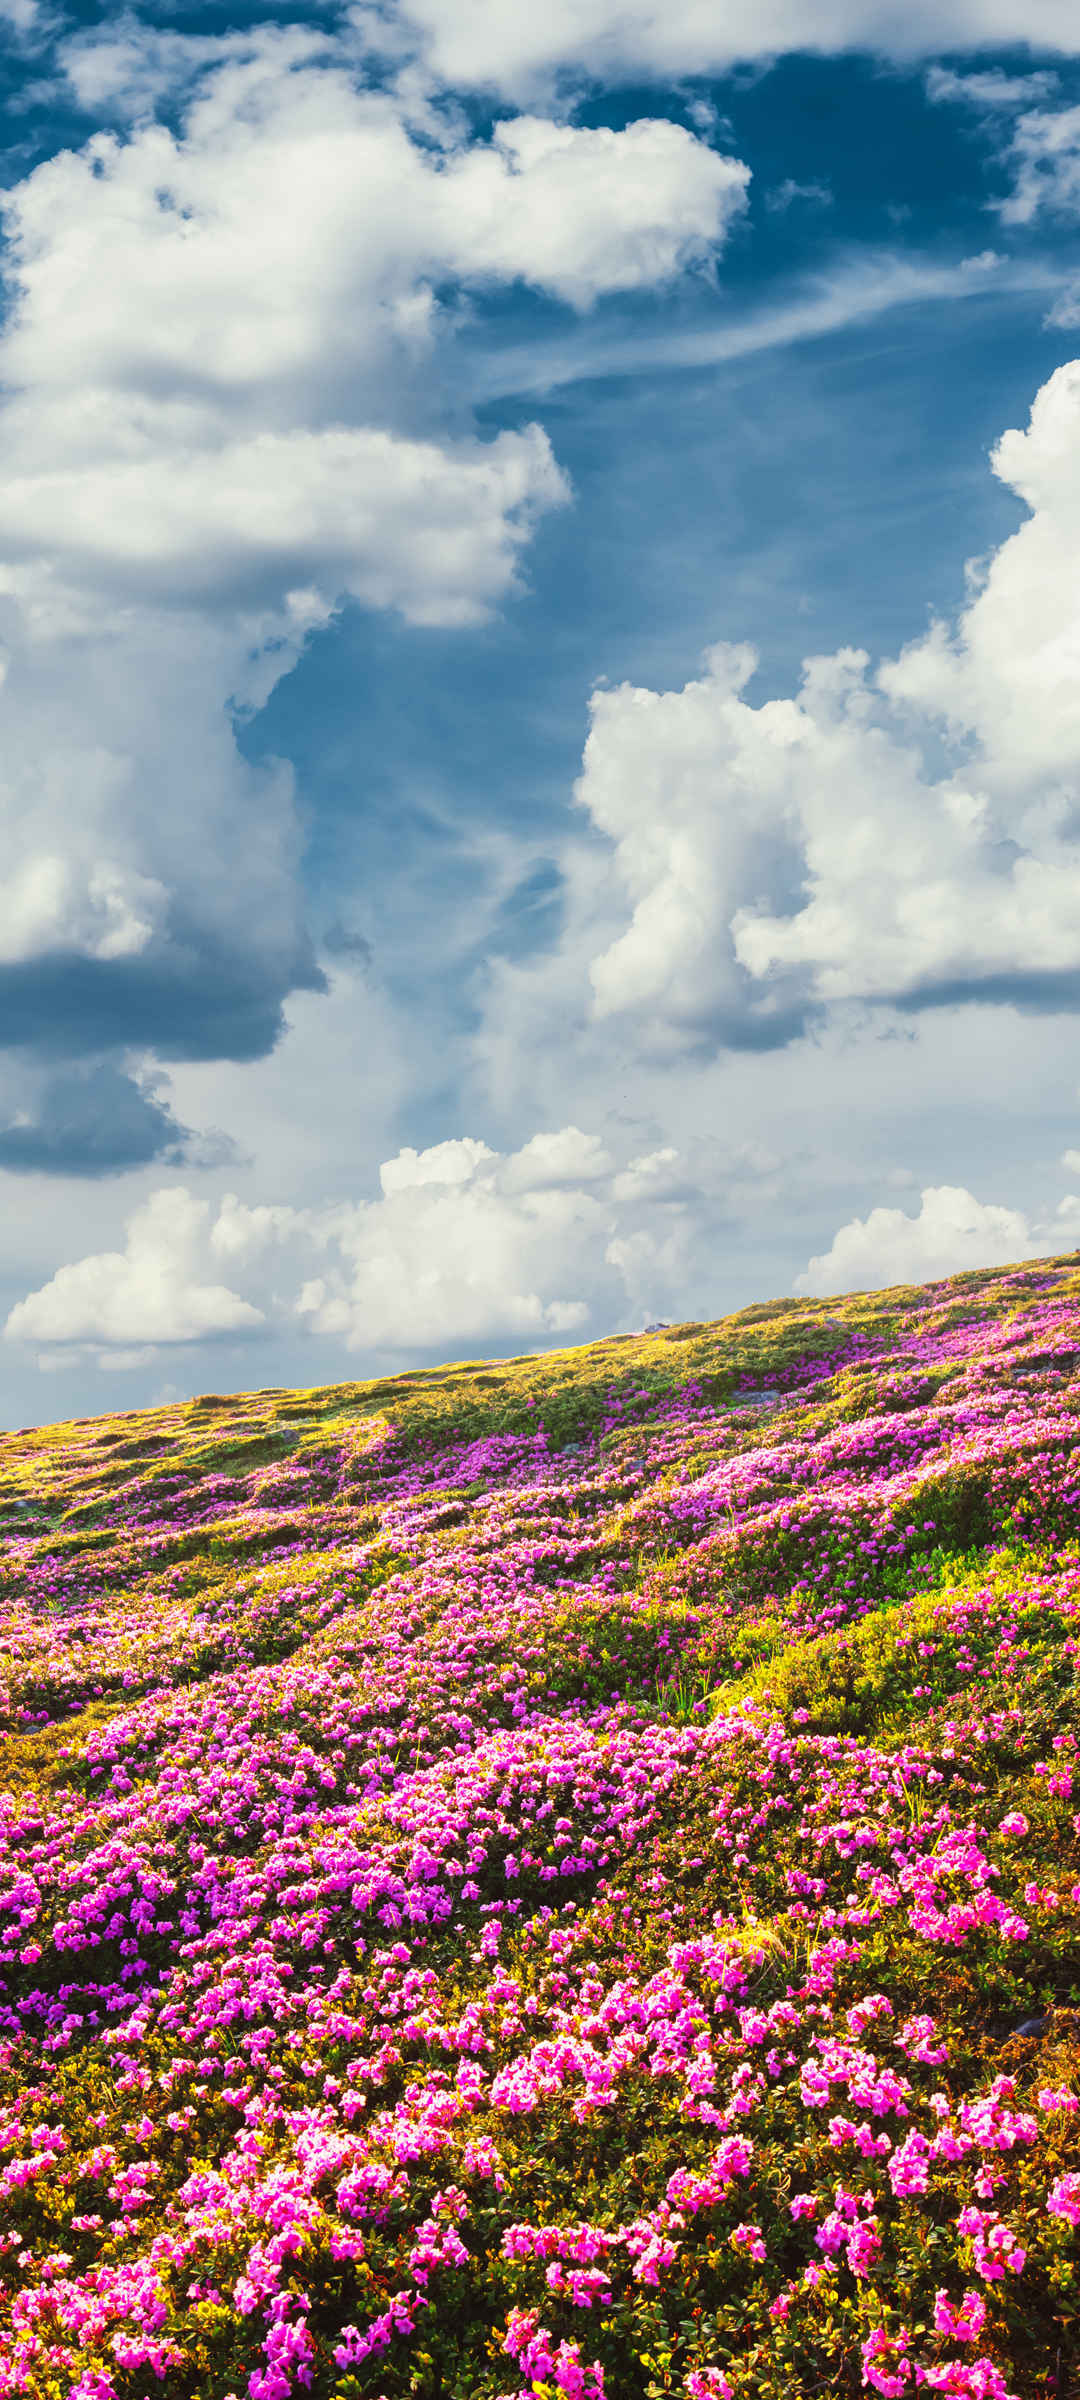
[{"left": 1, "top": 1258, "right": 1079, "bottom": 2399}]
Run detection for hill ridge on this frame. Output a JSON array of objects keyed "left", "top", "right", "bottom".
[{"left": 0, "top": 1254, "right": 1078, "bottom": 2397}]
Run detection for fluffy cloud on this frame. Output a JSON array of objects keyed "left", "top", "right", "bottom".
[
  {"left": 995, "top": 103, "right": 1080, "bottom": 226},
  {"left": 0, "top": 422, "right": 567, "bottom": 625},
  {"left": 574, "top": 638, "right": 811, "bottom": 1048},
  {"left": 0, "top": 612, "right": 322, "bottom": 1064},
  {"left": 925, "top": 67, "right": 1062, "bottom": 112},
  {"left": 393, "top": 0, "right": 1080, "bottom": 101},
  {"left": 55, "top": 17, "right": 277, "bottom": 118},
  {"left": 4, "top": 1126, "right": 730, "bottom": 1365},
  {"left": 925, "top": 69, "right": 1080, "bottom": 229},
  {"left": 798, "top": 1183, "right": 1080, "bottom": 1295},
  {"left": 434, "top": 115, "right": 748, "bottom": 309},
  {"left": 4, "top": 92, "right": 743, "bottom": 465},
  {"left": 545, "top": 357, "right": 1080, "bottom": 1049},
  {"left": 3, "top": 1189, "right": 265, "bottom": 1348},
  {"left": 0, "top": 31, "right": 743, "bottom": 1112}
]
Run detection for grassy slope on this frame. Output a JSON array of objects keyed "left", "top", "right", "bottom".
[{"left": 0, "top": 1260, "right": 1078, "bottom": 2397}]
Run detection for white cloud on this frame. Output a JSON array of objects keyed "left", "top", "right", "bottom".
[
  {"left": 925, "top": 66, "right": 1061, "bottom": 112},
  {"left": 390, "top": 0, "right": 1080, "bottom": 103},
  {"left": 798, "top": 1182, "right": 1080, "bottom": 1295},
  {"left": 1045, "top": 275, "right": 1080, "bottom": 330},
  {"left": 925, "top": 71, "right": 1080, "bottom": 230},
  {"left": 2, "top": 67, "right": 744, "bottom": 472},
  {"left": 611, "top": 1147, "right": 690, "bottom": 1202},
  {"left": 260, "top": 1117, "right": 710, "bottom": 1349},
  {"left": 0, "top": 32, "right": 746, "bottom": 1082},
  {"left": 519, "top": 356, "right": 1080, "bottom": 1049},
  {"left": 994, "top": 103, "right": 1080, "bottom": 227},
  {"left": 473, "top": 246, "right": 1053, "bottom": 410},
  {"left": 0, "top": 611, "right": 320, "bottom": 1061},
  {"left": 56, "top": 15, "right": 306, "bottom": 120},
  {"left": 4, "top": 1126, "right": 731, "bottom": 1363},
  {"left": 765, "top": 178, "right": 833, "bottom": 213},
  {"left": 0, "top": 419, "right": 568, "bottom": 625},
  {"left": 1, "top": 61, "right": 649, "bottom": 634},
  {"left": 3, "top": 1188, "right": 264, "bottom": 1349},
  {"left": 500, "top": 1127, "right": 614, "bottom": 1190},
  {"left": 0, "top": 854, "right": 167, "bottom": 968},
  {"left": 379, "top": 1137, "right": 497, "bottom": 1196},
  {"left": 440, "top": 116, "right": 748, "bottom": 310}
]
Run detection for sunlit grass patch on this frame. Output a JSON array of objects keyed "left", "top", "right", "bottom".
[{"left": 0, "top": 1256, "right": 1079, "bottom": 2393}]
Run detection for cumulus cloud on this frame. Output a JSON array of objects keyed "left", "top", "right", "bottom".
[
  {"left": 500, "top": 1127, "right": 614, "bottom": 1191},
  {"left": 798, "top": 1183, "right": 1080, "bottom": 1295},
  {"left": 390, "top": 0, "right": 1080, "bottom": 102},
  {"left": 925, "top": 69, "right": 1080, "bottom": 229},
  {"left": 533, "top": 357, "right": 1080, "bottom": 1051},
  {"left": 0, "top": 422, "right": 567, "bottom": 625},
  {"left": 437, "top": 115, "right": 748, "bottom": 308},
  {"left": 4, "top": 1126, "right": 731, "bottom": 1365},
  {"left": 1, "top": 61, "right": 744, "bottom": 520},
  {"left": 0, "top": 31, "right": 744, "bottom": 1106},
  {"left": 56, "top": 14, "right": 288, "bottom": 119},
  {"left": 0, "top": 614, "right": 322, "bottom": 1063},
  {"left": 0, "top": 50, "right": 593, "bottom": 644},
  {"left": 994, "top": 103, "right": 1080, "bottom": 226},
  {"left": 3, "top": 1189, "right": 265, "bottom": 1349}
]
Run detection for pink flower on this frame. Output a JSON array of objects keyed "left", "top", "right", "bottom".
[
  {"left": 861, "top": 2328, "right": 912, "bottom": 2395},
  {"left": 959, "top": 2212, "right": 1026, "bottom": 2282},
  {"left": 932, "top": 2289, "right": 987, "bottom": 2342},
  {"left": 631, "top": 2236, "right": 679, "bottom": 2285},
  {"left": 918, "top": 2364, "right": 1019, "bottom": 2399},
  {"left": 888, "top": 2133, "right": 930, "bottom": 2197},
  {"left": 896, "top": 2015, "right": 948, "bottom": 2066},
  {"left": 1048, "top": 2172, "right": 1080, "bottom": 2227},
  {"left": 729, "top": 2221, "right": 766, "bottom": 2264}
]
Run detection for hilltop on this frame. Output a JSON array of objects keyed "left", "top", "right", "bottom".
[{"left": 0, "top": 1258, "right": 1079, "bottom": 2399}]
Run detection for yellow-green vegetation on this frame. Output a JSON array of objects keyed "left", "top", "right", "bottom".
[{"left": 0, "top": 1255, "right": 1078, "bottom": 2399}]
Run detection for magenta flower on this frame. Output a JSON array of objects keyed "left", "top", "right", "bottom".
[{"left": 1048, "top": 2173, "right": 1080, "bottom": 2227}]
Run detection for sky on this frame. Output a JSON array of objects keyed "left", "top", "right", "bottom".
[{"left": 3, "top": 2, "right": 1080, "bottom": 1420}]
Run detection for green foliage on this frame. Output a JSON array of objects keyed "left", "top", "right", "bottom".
[{"left": 3, "top": 1252, "right": 1080, "bottom": 2397}]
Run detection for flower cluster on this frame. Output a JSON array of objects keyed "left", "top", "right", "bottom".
[{"left": 0, "top": 1259, "right": 1077, "bottom": 2394}]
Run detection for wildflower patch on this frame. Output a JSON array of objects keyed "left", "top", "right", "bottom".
[{"left": 0, "top": 1260, "right": 1077, "bottom": 2393}]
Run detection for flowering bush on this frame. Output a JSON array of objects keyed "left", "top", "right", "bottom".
[{"left": 0, "top": 1258, "right": 1077, "bottom": 2393}]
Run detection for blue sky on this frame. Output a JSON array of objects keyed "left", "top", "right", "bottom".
[{"left": 2, "top": 0, "right": 1080, "bottom": 1417}]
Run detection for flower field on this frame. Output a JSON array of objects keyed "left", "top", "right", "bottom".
[{"left": 1, "top": 1259, "right": 1080, "bottom": 2400}]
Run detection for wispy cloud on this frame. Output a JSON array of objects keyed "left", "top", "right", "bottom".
[
  {"left": 925, "top": 65, "right": 1061, "bottom": 113},
  {"left": 470, "top": 246, "right": 1060, "bottom": 401},
  {"left": 764, "top": 177, "right": 833, "bottom": 213}
]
